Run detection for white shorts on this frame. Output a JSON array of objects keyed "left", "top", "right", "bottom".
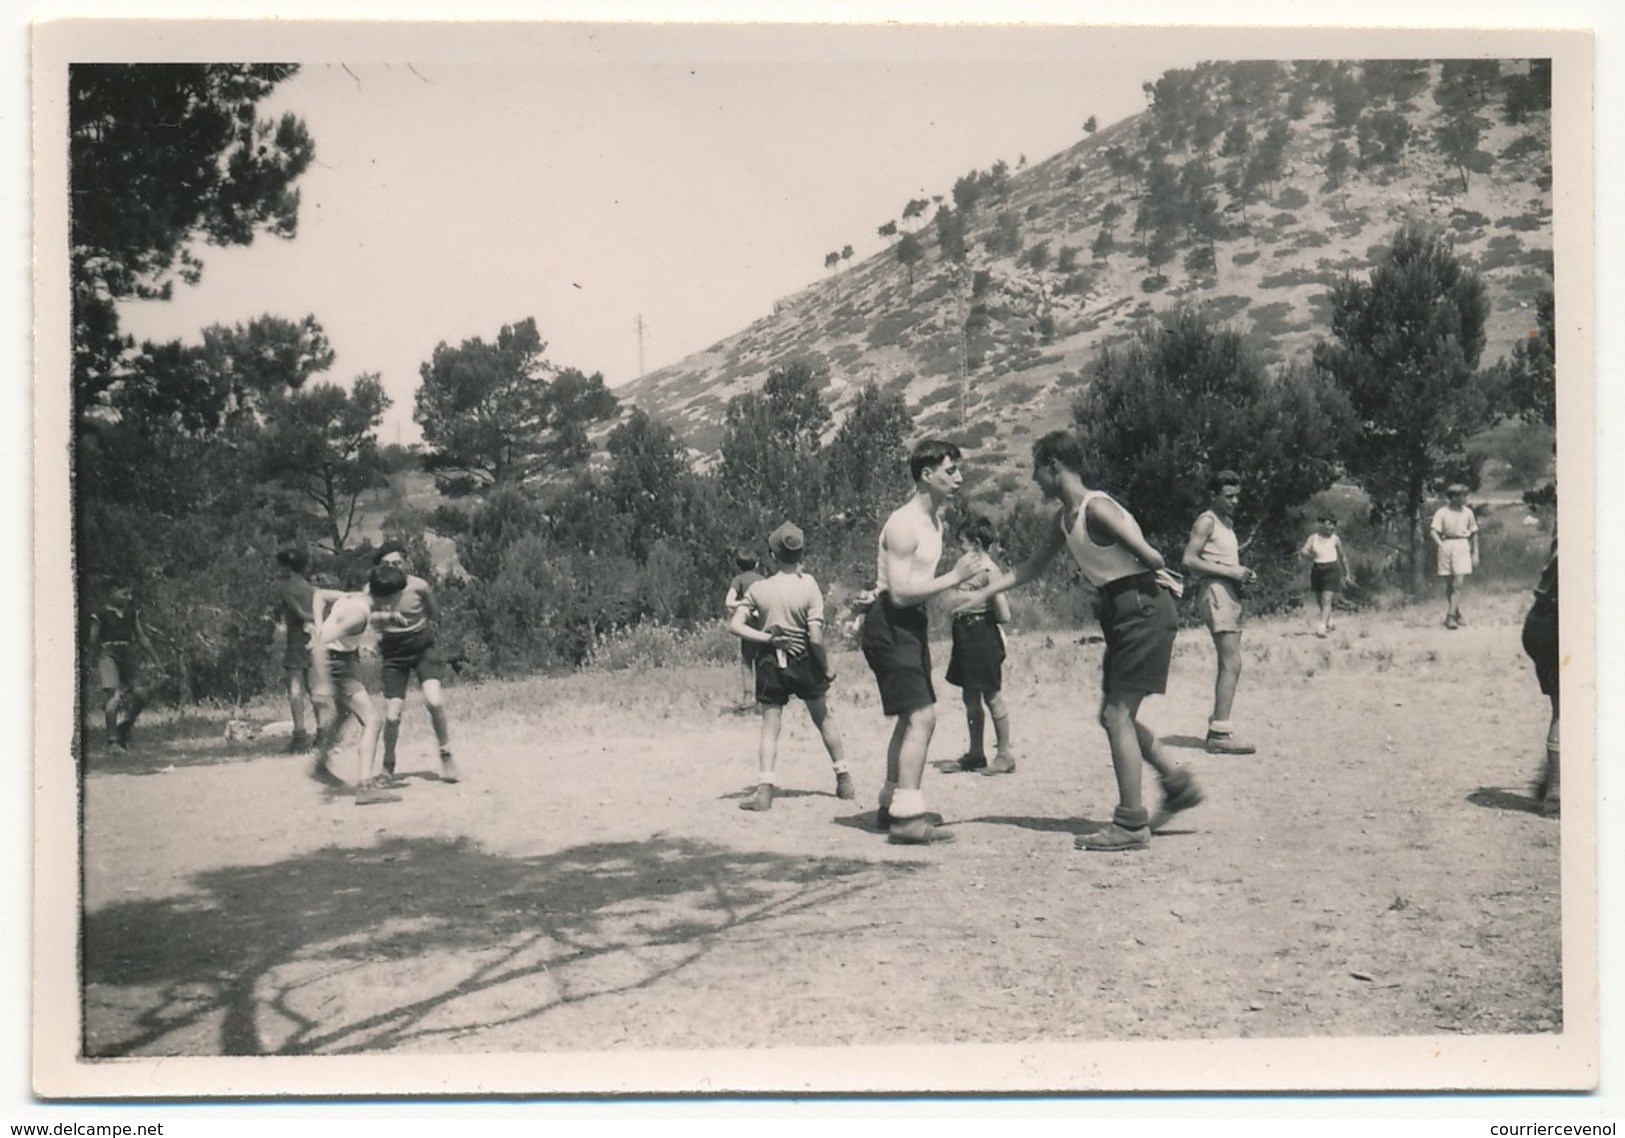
[{"left": 1436, "top": 538, "right": 1474, "bottom": 577}]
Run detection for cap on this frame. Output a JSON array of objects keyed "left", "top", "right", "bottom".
[
  {"left": 1446, "top": 483, "right": 1468, "bottom": 495},
  {"left": 767, "top": 522, "right": 805, "bottom": 557}
]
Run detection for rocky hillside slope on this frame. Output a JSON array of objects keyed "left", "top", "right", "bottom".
[{"left": 618, "top": 59, "right": 1553, "bottom": 500}]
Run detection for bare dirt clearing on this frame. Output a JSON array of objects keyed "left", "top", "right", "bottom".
[{"left": 78, "top": 590, "right": 1562, "bottom": 1066}]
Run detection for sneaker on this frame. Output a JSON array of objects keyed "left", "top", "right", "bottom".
[
  {"left": 1205, "top": 732, "right": 1256, "bottom": 755},
  {"left": 835, "top": 771, "right": 856, "bottom": 800},
  {"left": 439, "top": 753, "right": 461, "bottom": 784},
  {"left": 1149, "top": 770, "right": 1204, "bottom": 831},
  {"left": 355, "top": 783, "right": 403, "bottom": 806},
  {"left": 287, "top": 732, "right": 313, "bottom": 754},
  {"left": 956, "top": 753, "right": 989, "bottom": 772},
  {"left": 739, "top": 783, "right": 773, "bottom": 812},
  {"left": 982, "top": 754, "right": 1017, "bottom": 776},
  {"left": 1444, "top": 613, "right": 1459, "bottom": 630},
  {"left": 1075, "top": 823, "right": 1151, "bottom": 851},
  {"left": 887, "top": 814, "right": 955, "bottom": 845}
]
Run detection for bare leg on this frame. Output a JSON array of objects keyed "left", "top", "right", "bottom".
[
  {"left": 961, "top": 689, "right": 985, "bottom": 758},
  {"left": 1211, "top": 631, "right": 1242, "bottom": 724},
  {"left": 286, "top": 669, "right": 310, "bottom": 738},
  {"left": 757, "top": 704, "right": 783, "bottom": 780},
  {"left": 985, "top": 690, "right": 1011, "bottom": 759},
  {"left": 804, "top": 696, "right": 846, "bottom": 771},
  {"left": 740, "top": 704, "right": 781, "bottom": 811},
  {"left": 382, "top": 696, "right": 405, "bottom": 773},
  {"left": 421, "top": 678, "right": 451, "bottom": 750},
  {"left": 893, "top": 704, "right": 936, "bottom": 791},
  {"left": 1098, "top": 693, "right": 1148, "bottom": 814}
]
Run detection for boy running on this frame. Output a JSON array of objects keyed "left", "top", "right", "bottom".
[
  {"left": 959, "top": 430, "right": 1202, "bottom": 851},
  {"left": 728, "top": 522, "right": 854, "bottom": 811},
  {"left": 309, "top": 575, "right": 398, "bottom": 806},
  {"left": 86, "top": 584, "right": 161, "bottom": 754},
  {"left": 1182, "top": 471, "right": 1258, "bottom": 754},
  {"left": 946, "top": 515, "right": 1015, "bottom": 775},
  {"left": 860, "top": 438, "right": 987, "bottom": 845},
  {"left": 370, "top": 542, "right": 458, "bottom": 783}
]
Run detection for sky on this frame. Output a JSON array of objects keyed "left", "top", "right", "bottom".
[{"left": 111, "top": 26, "right": 1207, "bottom": 443}]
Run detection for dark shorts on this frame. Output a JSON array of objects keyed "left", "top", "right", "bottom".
[
  {"left": 283, "top": 634, "right": 311, "bottom": 671},
  {"left": 946, "top": 614, "right": 1005, "bottom": 692},
  {"left": 1310, "top": 562, "right": 1343, "bottom": 594},
  {"left": 1522, "top": 606, "right": 1559, "bottom": 697},
  {"left": 318, "top": 649, "right": 370, "bottom": 707},
  {"left": 739, "top": 638, "right": 763, "bottom": 667},
  {"left": 755, "top": 650, "right": 831, "bottom": 707},
  {"left": 860, "top": 593, "right": 935, "bottom": 716},
  {"left": 1094, "top": 574, "right": 1178, "bottom": 696},
  {"left": 379, "top": 628, "right": 444, "bottom": 699},
  {"left": 97, "top": 644, "right": 141, "bottom": 690}
]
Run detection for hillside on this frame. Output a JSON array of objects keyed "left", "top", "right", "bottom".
[{"left": 617, "top": 59, "right": 1553, "bottom": 503}]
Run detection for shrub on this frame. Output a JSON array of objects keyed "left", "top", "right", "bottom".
[{"left": 1276, "top": 186, "right": 1310, "bottom": 210}]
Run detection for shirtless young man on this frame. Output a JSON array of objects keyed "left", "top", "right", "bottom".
[{"left": 859, "top": 438, "right": 986, "bottom": 845}]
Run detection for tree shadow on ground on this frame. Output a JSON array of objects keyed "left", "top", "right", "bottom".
[
  {"left": 83, "top": 834, "right": 918, "bottom": 1058},
  {"left": 1468, "top": 786, "right": 1554, "bottom": 817}
]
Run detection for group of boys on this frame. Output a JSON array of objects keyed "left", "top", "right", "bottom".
[
  {"left": 725, "top": 433, "right": 1268, "bottom": 850},
  {"left": 276, "top": 542, "right": 459, "bottom": 805}
]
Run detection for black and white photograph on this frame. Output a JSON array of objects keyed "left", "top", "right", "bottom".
[{"left": 28, "top": 16, "right": 1602, "bottom": 1103}]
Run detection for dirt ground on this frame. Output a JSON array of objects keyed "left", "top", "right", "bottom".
[{"left": 75, "top": 587, "right": 1563, "bottom": 1069}]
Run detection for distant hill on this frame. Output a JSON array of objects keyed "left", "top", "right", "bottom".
[{"left": 617, "top": 58, "right": 1553, "bottom": 503}]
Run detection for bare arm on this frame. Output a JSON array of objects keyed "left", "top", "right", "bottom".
[
  {"left": 728, "top": 603, "right": 774, "bottom": 646},
  {"left": 956, "top": 517, "right": 1065, "bottom": 611},
  {"left": 1181, "top": 515, "right": 1253, "bottom": 582},
  {"left": 1092, "top": 498, "right": 1164, "bottom": 570}
]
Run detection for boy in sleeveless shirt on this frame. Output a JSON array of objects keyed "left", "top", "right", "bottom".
[
  {"left": 728, "top": 522, "right": 854, "bottom": 811},
  {"left": 946, "top": 514, "right": 1015, "bottom": 775},
  {"left": 860, "top": 439, "right": 987, "bottom": 845},
  {"left": 1182, "top": 471, "right": 1258, "bottom": 754},
  {"left": 959, "top": 431, "right": 1203, "bottom": 851},
  {"left": 724, "top": 548, "right": 765, "bottom": 712}
]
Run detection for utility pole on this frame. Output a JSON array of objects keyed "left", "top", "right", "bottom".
[{"left": 636, "top": 314, "right": 645, "bottom": 379}]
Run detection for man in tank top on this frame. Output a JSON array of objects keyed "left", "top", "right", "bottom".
[
  {"left": 957, "top": 430, "right": 1202, "bottom": 851},
  {"left": 859, "top": 438, "right": 987, "bottom": 846},
  {"left": 1182, "top": 471, "right": 1258, "bottom": 755}
]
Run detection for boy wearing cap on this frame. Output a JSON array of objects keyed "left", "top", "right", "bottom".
[
  {"left": 370, "top": 542, "right": 458, "bottom": 783},
  {"left": 728, "top": 522, "right": 854, "bottom": 811},
  {"left": 724, "top": 548, "right": 765, "bottom": 711},
  {"left": 86, "top": 583, "right": 162, "bottom": 754},
  {"left": 309, "top": 574, "right": 398, "bottom": 806},
  {"left": 1429, "top": 485, "right": 1479, "bottom": 629},
  {"left": 861, "top": 438, "right": 988, "bottom": 845},
  {"left": 1182, "top": 470, "right": 1258, "bottom": 755}
]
